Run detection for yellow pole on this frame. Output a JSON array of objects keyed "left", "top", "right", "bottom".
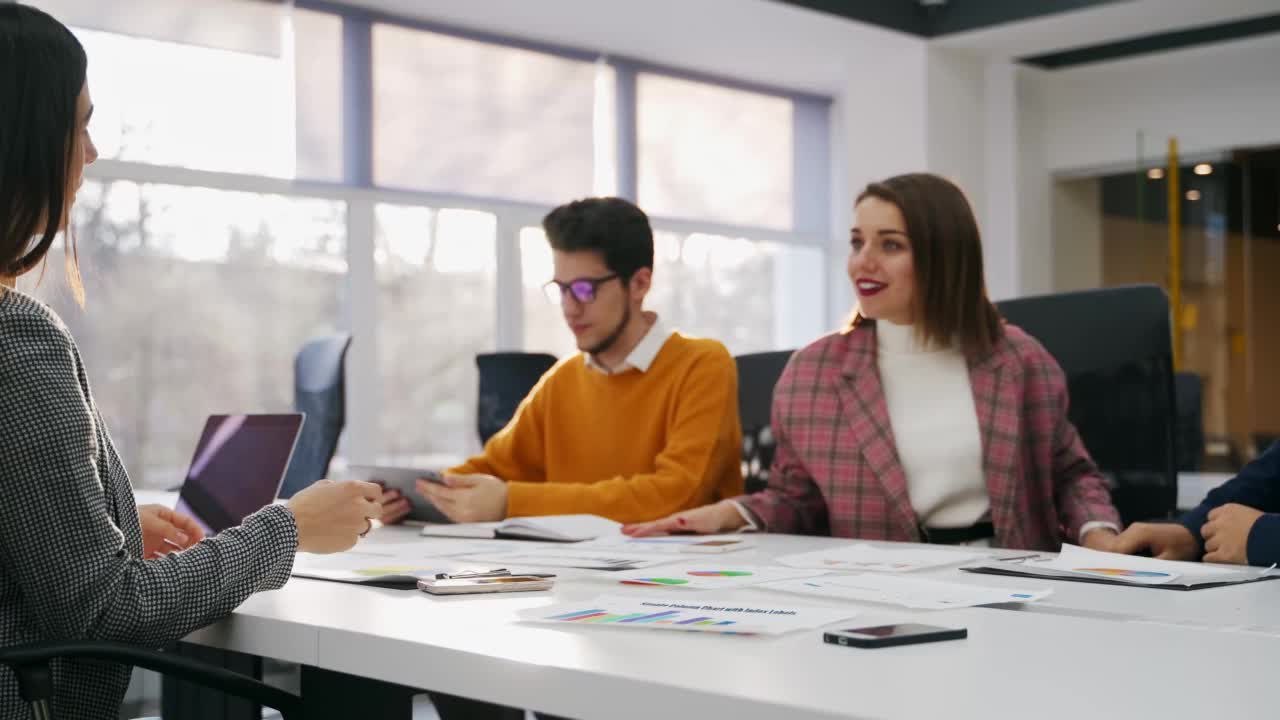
[{"left": 1167, "top": 138, "right": 1181, "bottom": 370}]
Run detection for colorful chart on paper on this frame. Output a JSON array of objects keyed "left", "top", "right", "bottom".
[
  {"left": 520, "top": 595, "right": 860, "bottom": 636},
  {"left": 611, "top": 564, "right": 821, "bottom": 589}
]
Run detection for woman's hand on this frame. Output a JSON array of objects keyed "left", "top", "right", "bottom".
[
  {"left": 138, "top": 504, "right": 205, "bottom": 558},
  {"left": 623, "top": 501, "right": 748, "bottom": 537},
  {"left": 287, "top": 479, "right": 384, "bottom": 553}
]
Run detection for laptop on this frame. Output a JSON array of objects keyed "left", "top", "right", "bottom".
[{"left": 173, "top": 414, "right": 306, "bottom": 534}]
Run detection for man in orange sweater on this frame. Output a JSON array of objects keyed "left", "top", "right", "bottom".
[{"left": 380, "top": 197, "right": 743, "bottom": 526}]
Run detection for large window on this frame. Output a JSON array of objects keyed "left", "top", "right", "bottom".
[
  {"left": 637, "top": 74, "right": 794, "bottom": 229},
  {"left": 40, "top": 3, "right": 344, "bottom": 181},
  {"left": 24, "top": 0, "right": 832, "bottom": 471},
  {"left": 20, "top": 181, "right": 346, "bottom": 489},
  {"left": 521, "top": 228, "right": 826, "bottom": 356},
  {"left": 372, "top": 24, "right": 609, "bottom": 203},
  {"left": 376, "top": 205, "right": 497, "bottom": 461},
  {"left": 520, "top": 227, "right": 579, "bottom": 358},
  {"left": 648, "top": 232, "right": 824, "bottom": 354}
]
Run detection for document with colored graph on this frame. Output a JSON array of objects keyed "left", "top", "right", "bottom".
[
  {"left": 520, "top": 595, "right": 858, "bottom": 636},
  {"left": 962, "top": 544, "right": 1280, "bottom": 590},
  {"left": 609, "top": 563, "right": 823, "bottom": 589}
]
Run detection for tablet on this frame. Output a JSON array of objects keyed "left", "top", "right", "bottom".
[{"left": 347, "top": 465, "right": 450, "bottom": 524}]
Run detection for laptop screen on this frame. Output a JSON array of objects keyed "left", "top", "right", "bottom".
[{"left": 174, "top": 414, "right": 304, "bottom": 534}]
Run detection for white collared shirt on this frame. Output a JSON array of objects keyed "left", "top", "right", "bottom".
[{"left": 584, "top": 314, "right": 673, "bottom": 375}]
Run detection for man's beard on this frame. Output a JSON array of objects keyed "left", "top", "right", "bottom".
[{"left": 585, "top": 302, "right": 631, "bottom": 357}]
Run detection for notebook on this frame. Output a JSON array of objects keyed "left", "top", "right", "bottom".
[
  {"left": 420, "top": 514, "right": 622, "bottom": 543},
  {"left": 962, "top": 544, "right": 1280, "bottom": 590}
]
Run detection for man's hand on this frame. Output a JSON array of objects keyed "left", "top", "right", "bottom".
[
  {"left": 420, "top": 474, "right": 508, "bottom": 523},
  {"left": 1114, "top": 522, "right": 1200, "bottom": 561},
  {"left": 1202, "top": 503, "right": 1264, "bottom": 565},
  {"left": 138, "top": 504, "right": 205, "bottom": 558}
]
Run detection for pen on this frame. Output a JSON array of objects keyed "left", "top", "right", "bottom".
[
  {"left": 435, "top": 569, "right": 511, "bottom": 580},
  {"left": 433, "top": 569, "right": 558, "bottom": 580}
]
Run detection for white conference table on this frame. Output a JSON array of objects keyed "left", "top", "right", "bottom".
[{"left": 179, "top": 527, "right": 1280, "bottom": 720}]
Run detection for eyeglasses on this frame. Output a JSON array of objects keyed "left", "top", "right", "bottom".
[{"left": 543, "top": 274, "right": 620, "bottom": 305}]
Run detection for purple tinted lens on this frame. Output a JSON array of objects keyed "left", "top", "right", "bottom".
[{"left": 568, "top": 280, "right": 596, "bottom": 303}]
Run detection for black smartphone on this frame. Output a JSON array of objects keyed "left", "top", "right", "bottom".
[{"left": 823, "top": 623, "right": 967, "bottom": 649}]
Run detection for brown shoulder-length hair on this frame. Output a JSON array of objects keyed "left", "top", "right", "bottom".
[
  {"left": 851, "top": 172, "right": 1003, "bottom": 359},
  {"left": 0, "top": 5, "right": 87, "bottom": 303}
]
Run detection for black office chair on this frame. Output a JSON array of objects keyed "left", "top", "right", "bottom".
[
  {"left": 734, "top": 351, "right": 795, "bottom": 494},
  {"left": 1173, "top": 372, "right": 1205, "bottom": 472},
  {"left": 279, "top": 333, "right": 352, "bottom": 499},
  {"left": 996, "top": 285, "right": 1178, "bottom": 524},
  {"left": 0, "top": 642, "right": 301, "bottom": 720},
  {"left": 475, "top": 352, "right": 558, "bottom": 445}
]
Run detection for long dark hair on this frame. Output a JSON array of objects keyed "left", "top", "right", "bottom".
[
  {"left": 0, "top": 4, "right": 87, "bottom": 293},
  {"left": 854, "top": 173, "right": 1004, "bottom": 359}
]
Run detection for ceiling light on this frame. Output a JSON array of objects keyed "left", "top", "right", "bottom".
[
  {"left": 1194, "top": 163, "right": 1213, "bottom": 176},
  {"left": 1147, "top": 168, "right": 1164, "bottom": 180},
  {"left": 1186, "top": 189, "right": 1202, "bottom": 201}
]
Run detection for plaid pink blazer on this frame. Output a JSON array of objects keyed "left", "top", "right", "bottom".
[{"left": 736, "top": 322, "right": 1120, "bottom": 551}]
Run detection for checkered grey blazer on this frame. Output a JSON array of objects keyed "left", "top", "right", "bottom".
[{"left": 0, "top": 288, "right": 298, "bottom": 720}]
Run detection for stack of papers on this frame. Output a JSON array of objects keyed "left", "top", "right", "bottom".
[
  {"left": 760, "top": 574, "right": 1052, "bottom": 610},
  {"left": 421, "top": 514, "right": 621, "bottom": 542},
  {"left": 520, "top": 594, "right": 858, "bottom": 636},
  {"left": 962, "top": 544, "right": 1280, "bottom": 590},
  {"left": 776, "top": 544, "right": 978, "bottom": 573},
  {"left": 291, "top": 539, "right": 512, "bottom": 583},
  {"left": 460, "top": 548, "right": 676, "bottom": 571}
]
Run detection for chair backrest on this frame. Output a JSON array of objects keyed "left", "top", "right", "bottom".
[
  {"left": 1173, "top": 372, "right": 1205, "bottom": 472},
  {"left": 279, "top": 333, "right": 352, "bottom": 499},
  {"left": 475, "top": 352, "right": 558, "bottom": 445},
  {"left": 995, "top": 284, "right": 1178, "bottom": 523},
  {"left": 734, "top": 350, "right": 795, "bottom": 494}
]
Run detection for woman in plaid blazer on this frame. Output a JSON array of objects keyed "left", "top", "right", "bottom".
[
  {"left": 627, "top": 173, "right": 1122, "bottom": 551},
  {"left": 0, "top": 7, "right": 383, "bottom": 717}
]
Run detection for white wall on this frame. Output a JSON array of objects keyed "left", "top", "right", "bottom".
[
  {"left": 922, "top": 49, "right": 1049, "bottom": 300},
  {"left": 925, "top": 47, "right": 987, "bottom": 224},
  {"left": 1015, "top": 65, "right": 1053, "bottom": 297},
  {"left": 1037, "top": 33, "right": 1280, "bottom": 175}
]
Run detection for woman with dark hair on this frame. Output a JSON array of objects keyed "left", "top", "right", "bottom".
[
  {"left": 626, "top": 173, "right": 1122, "bottom": 551},
  {"left": 0, "top": 5, "right": 383, "bottom": 716}
]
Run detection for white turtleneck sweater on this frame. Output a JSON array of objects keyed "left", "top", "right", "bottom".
[{"left": 875, "top": 321, "right": 990, "bottom": 529}]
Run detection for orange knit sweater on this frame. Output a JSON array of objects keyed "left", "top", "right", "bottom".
[{"left": 450, "top": 333, "right": 744, "bottom": 523}]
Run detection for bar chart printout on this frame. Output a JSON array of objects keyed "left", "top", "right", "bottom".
[{"left": 519, "top": 595, "right": 858, "bottom": 636}]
